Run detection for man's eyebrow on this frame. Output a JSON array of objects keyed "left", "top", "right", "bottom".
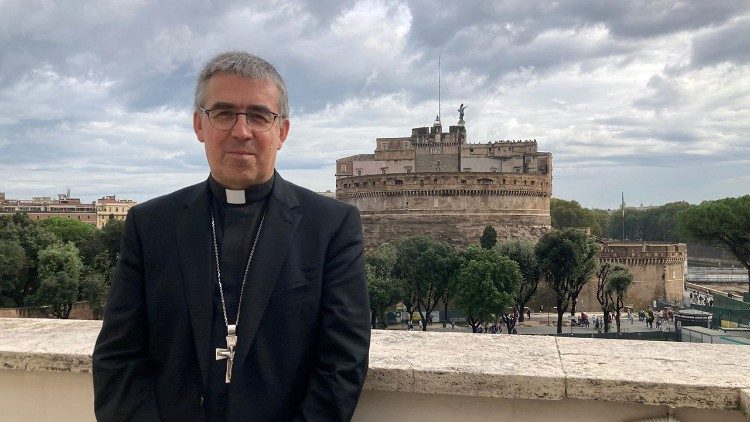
[
  {"left": 208, "top": 102, "right": 276, "bottom": 113},
  {"left": 208, "top": 102, "right": 235, "bottom": 110}
]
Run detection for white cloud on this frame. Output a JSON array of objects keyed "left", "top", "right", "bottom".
[{"left": 0, "top": 0, "right": 748, "bottom": 209}]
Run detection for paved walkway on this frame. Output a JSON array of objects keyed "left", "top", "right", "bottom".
[{"left": 386, "top": 312, "right": 672, "bottom": 335}]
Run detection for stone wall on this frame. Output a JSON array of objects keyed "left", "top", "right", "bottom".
[
  {"left": 578, "top": 242, "right": 687, "bottom": 311},
  {"left": 337, "top": 171, "right": 552, "bottom": 247},
  {"left": 414, "top": 143, "right": 462, "bottom": 172},
  {"left": 2, "top": 319, "right": 749, "bottom": 422},
  {"left": 361, "top": 212, "right": 550, "bottom": 248}
]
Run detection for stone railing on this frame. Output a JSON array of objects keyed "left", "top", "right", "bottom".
[{"left": 0, "top": 318, "right": 749, "bottom": 421}]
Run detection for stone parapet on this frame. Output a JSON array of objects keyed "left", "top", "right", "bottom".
[
  {"left": 337, "top": 171, "right": 551, "bottom": 198},
  {"left": 2, "top": 318, "right": 748, "bottom": 418}
]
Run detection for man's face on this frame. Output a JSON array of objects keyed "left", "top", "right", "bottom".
[{"left": 193, "top": 72, "right": 290, "bottom": 189}]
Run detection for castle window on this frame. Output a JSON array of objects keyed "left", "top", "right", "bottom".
[
  {"left": 381, "top": 168, "right": 387, "bottom": 174},
  {"left": 341, "top": 164, "right": 347, "bottom": 172},
  {"left": 344, "top": 183, "right": 350, "bottom": 188},
  {"left": 354, "top": 182, "right": 360, "bottom": 187},
  {"left": 478, "top": 178, "right": 493, "bottom": 184},
  {"left": 395, "top": 179, "right": 403, "bottom": 185},
  {"left": 460, "top": 180, "right": 467, "bottom": 184},
  {"left": 491, "top": 168, "right": 497, "bottom": 172},
  {"left": 381, "top": 141, "right": 387, "bottom": 150},
  {"left": 463, "top": 168, "right": 471, "bottom": 172},
  {"left": 405, "top": 166, "right": 412, "bottom": 173},
  {"left": 433, "top": 179, "right": 437, "bottom": 184},
  {"left": 357, "top": 169, "right": 362, "bottom": 176},
  {"left": 404, "top": 141, "right": 410, "bottom": 149}
]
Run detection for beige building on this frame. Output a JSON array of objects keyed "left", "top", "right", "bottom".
[
  {"left": 0, "top": 190, "right": 97, "bottom": 225},
  {"left": 577, "top": 242, "right": 687, "bottom": 311},
  {"left": 95, "top": 195, "right": 136, "bottom": 229},
  {"left": 335, "top": 118, "right": 552, "bottom": 247}
]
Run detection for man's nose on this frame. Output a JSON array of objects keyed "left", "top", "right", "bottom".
[{"left": 230, "top": 114, "right": 254, "bottom": 139}]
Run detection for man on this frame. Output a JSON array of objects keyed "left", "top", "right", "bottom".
[{"left": 93, "top": 51, "right": 371, "bottom": 421}]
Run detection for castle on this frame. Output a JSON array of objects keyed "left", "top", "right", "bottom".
[
  {"left": 335, "top": 115, "right": 553, "bottom": 248},
  {"left": 578, "top": 242, "right": 688, "bottom": 310}
]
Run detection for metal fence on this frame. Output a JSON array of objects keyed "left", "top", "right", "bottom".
[{"left": 687, "top": 267, "right": 749, "bottom": 283}]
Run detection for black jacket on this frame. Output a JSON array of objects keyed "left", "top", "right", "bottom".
[{"left": 92, "top": 173, "right": 370, "bottom": 421}]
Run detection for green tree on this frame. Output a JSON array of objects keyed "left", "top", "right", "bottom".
[
  {"left": 568, "top": 235, "right": 599, "bottom": 316},
  {"left": 480, "top": 225, "right": 497, "bottom": 249},
  {"left": 454, "top": 246, "right": 521, "bottom": 333},
  {"left": 393, "top": 236, "right": 457, "bottom": 331},
  {"left": 607, "top": 201, "right": 691, "bottom": 242},
  {"left": 0, "top": 215, "right": 61, "bottom": 305},
  {"left": 33, "top": 242, "right": 83, "bottom": 318},
  {"left": 596, "top": 262, "right": 625, "bottom": 333},
  {"left": 35, "top": 272, "right": 79, "bottom": 319},
  {"left": 80, "top": 272, "right": 108, "bottom": 320},
  {"left": 99, "top": 219, "right": 125, "bottom": 264},
  {"left": 0, "top": 239, "right": 29, "bottom": 307},
  {"left": 39, "top": 217, "right": 97, "bottom": 245},
  {"left": 535, "top": 229, "right": 597, "bottom": 333},
  {"left": 678, "top": 195, "right": 750, "bottom": 291},
  {"left": 551, "top": 198, "right": 610, "bottom": 236},
  {"left": 365, "top": 243, "right": 404, "bottom": 329},
  {"left": 495, "top": 241, "right": 541, "bottom": 322},
  {"left": 607, "top": 268, "right": 633, "bottom": 333}
]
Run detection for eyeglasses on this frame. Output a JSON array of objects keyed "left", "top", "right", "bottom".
[{"left": 200, "top": 107, "right": 280, "bottom": 132}]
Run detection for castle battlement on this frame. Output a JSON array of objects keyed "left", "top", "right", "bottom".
[{"left": 334, "top": 121, "right": 553, "bottom": 247}]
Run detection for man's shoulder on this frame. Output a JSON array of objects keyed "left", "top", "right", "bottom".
[{"left": 131, "top": 181, "right": 205, "bottom": 216}]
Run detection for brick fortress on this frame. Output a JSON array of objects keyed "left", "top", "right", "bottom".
[
  {"left": 575, "top": 242, "right": 688, "bottom": 311},
  {"left": 335, "top": 115, "right": 552, "bottom": 248}
]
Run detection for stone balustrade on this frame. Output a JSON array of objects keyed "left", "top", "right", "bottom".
[{"left": 0, "top": 318, "right": 748, "bottom": 421}]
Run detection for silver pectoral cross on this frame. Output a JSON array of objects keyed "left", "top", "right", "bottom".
[{"left": 216, "top": 324, "right": 237, "bottom": 383}]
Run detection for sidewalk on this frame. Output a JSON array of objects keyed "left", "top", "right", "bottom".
[{"left": 385, "top": 312, "right": 671, "bottom": 335}]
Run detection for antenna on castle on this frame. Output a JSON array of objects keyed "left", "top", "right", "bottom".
[
  {"left": 438, "top": 56, "right": 441, "bottom": 124},
  {"left": 621, "top": 192, "right": 625, "bottom": 241}
]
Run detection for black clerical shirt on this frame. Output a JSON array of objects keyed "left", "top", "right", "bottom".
[{"left": 206, "top": 174, "right": 274, "bottom": 420}]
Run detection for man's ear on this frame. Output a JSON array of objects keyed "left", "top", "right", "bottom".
[
  {"left": 277, "top": 118, "right": 290, "bottom": 150},
  {"left": 193, "top": 110, "right": 205, "bottom": 143}
]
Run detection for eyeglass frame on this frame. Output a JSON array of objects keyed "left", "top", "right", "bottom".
[{"left": 199, "top": 106, "right": 282, "bottom": 132}]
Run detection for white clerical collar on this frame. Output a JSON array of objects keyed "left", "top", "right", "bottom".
[
  {"left": 208, "top": 174, "right": 274, "bottom": 205},
  {"left": 225, "top": 189, "right": 246, "bottom": 204}
]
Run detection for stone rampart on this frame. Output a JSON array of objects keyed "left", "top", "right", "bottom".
[
  {"left": 578, "top": 243, "right": 687, "bottom": 310},
  {"left": 336, "top": 172, "right": 552, "bottom": 247}
]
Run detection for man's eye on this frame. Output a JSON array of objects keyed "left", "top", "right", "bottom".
[
  {"left": 250, "top": 113, "right": 271, "bottom": 124},
  {"left": 213, "top": 110, "right": 235, "bottom": 120}
]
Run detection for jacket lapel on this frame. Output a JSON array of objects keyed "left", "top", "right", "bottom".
[
  {"left": 234, "top": 173, "right": 301, "bottom": 367},
  {"left": 176, "top": 182, "right": 214, "bottom": 388}
]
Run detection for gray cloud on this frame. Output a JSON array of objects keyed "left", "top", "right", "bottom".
[
  {"left": 0, "top": 0, "right": 748, "bottom": 209},
  {"left": 691, "top": 17, "right": 750, "bottom": 68}
]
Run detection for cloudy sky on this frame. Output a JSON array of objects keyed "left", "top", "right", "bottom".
[{"left": 1, "top": 0, "right": 748, "bottom": 209}]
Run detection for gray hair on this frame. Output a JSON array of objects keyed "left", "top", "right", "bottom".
[{"left": 194, "top": 51, "right": 289, "bottom": 118}]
